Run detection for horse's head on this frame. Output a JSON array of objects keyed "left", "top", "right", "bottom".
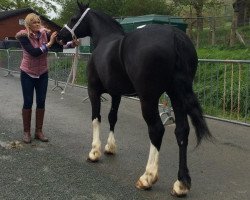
[{"left": 57, "top": 1, "right": 90, "bottom": 45}]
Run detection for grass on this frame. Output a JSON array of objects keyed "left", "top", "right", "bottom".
[{"left": 197, "top": 47, "right": 250, "bottom": 60}]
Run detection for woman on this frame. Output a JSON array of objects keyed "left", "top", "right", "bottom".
[{"left": 16, "top": 13, "right": 78, "bottom": 143}]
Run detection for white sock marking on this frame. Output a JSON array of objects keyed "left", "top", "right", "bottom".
[
  {"left": 105, "top": 131, "right": 116, "bottom": 154},
  {"left": 138, "top": 143, "right": 159, "bottom": 188},
  {"left": 88, "top": 118, "right": 101, "bottom": 161}
]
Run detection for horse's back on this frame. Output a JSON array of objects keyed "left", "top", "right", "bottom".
[
  {"left": 122, "top": 24, "right": 197, "bottom": 95},
  {"left": 123, "top": 24, "right": 196, "bottom": 67}
]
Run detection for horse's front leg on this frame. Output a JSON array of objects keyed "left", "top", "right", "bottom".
[
  {"left": 88, "top": 90, "right": 102, "bottom": 162},
  {"left": 104, "top": 95, "right": 121, "bottom": 155},
  {"left": 136, "top": 100, "right": 164, "bottom": 190}
]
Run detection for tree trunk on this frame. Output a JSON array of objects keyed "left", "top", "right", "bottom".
[
  {"left": 194, "top": 4, "right": 204, "bottom": 31},
  {"left": 234, "top": 0, "right": 246, "bottom": 26},
  {"left": 187, "top": 5, "right": 193, "bottom": 41},
  {"left": 211, "top": 17, "right": 216, "bottom": 46},
  {"left": 230, "top": 1, "right": 239, "bottom": 46},
  {"left": 193, "top": 1, "right": 204, "bottom": 48}
]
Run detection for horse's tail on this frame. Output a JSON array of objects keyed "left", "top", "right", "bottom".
[
  {"left": 173, "top": 28, "right": 213, "bottom": 146},
  {"left": 183, "top": 91, "right": 213, "bottom": 146}
]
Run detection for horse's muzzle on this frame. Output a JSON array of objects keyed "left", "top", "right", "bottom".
[{"left": 56, "top": 37, "right": 66, "bottom": 45}]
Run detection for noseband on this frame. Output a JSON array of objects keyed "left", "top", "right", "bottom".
[{"left": 64, "top": 8, "right": 90, "bottom": 40}]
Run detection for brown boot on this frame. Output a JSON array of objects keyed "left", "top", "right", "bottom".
[
  {"left": 22, "top": 109, "right": 32, "bottom": 143},
  {"left": 35, "top": 108, "right": 48, "bottom": 142}
]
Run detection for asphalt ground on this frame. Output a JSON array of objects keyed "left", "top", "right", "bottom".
[{"left": 0, "top": 68, "right": 249, "bottom": 200}]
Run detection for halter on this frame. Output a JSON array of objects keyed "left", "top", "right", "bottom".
[
  {"left": 64, "top": 8, "right": 90, "bottom": 40},
  {"left": 60, "top": 8, "right": 90, "bottom": 100}
]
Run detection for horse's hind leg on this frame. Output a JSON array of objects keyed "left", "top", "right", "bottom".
[
  {"left": 169, "top": 94, "right": 191, "bottom": 197},
  {"left": 88, "top": 90, "right": 102, "bottom": 162},
  {"left": 136, "top": 99, "right": 165, "bottom": 190},
  {"left": 104, "top": 95, "right": 121, "bottom": 155}
]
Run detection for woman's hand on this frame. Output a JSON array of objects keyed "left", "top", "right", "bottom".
[
  {"left": 50, "top": 31, "right": 57, "bottom": 44},
  {"left": 47, "top": 31, "right": 57, "bottom": 48},
  {"left": 72, "top": 39, "right": 80, "bottom": 47}
]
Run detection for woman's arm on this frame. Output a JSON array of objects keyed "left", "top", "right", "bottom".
[
  {"left": 18, "top": 36, "right": 48, "bottom": 57},
  {"left": 63, "top": 40, "right": 80, "bottom": 49}
]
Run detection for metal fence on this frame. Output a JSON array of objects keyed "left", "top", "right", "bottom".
[
  {"left": 0, "top": 49, "right": 249, "bottom": 126},
  {"left": 195, "top": 59, "right": 250, "bottom": 125},
  {"left": 0, "top": 49, "right": 91, "bottom": 87}
]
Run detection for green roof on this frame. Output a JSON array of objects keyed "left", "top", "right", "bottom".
[
  {"left": 120, "top": 14, "right": 186, "bottom": 24},
  {"left": 119, "top": 14, "right": 187, "bottom": 32}
]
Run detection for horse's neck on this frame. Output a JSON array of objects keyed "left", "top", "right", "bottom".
[{"left": 89, "top": 12, "right": 124, "bottom": 47}]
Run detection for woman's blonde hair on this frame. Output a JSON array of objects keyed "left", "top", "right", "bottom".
[{"left": 24, "top": 13, "right": 41, "bottom": 36}]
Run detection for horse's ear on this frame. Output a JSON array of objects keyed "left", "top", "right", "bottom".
[
  {"left": 77, "top": 0, "right": 89, "bottom": 11},
  {"left": 77, "top": 0, "right": 82, "bottom": 10}
]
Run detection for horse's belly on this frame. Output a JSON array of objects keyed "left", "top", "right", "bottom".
[{"left": 105, "top": 78, "right": 135, "bottom": 96}]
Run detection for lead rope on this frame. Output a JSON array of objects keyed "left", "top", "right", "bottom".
[
  {"left": 60, "top": 8, "right": 90, "bottom": 99},
  {"left": 61, "top": 45, "right": 79, "bottom": 99}
]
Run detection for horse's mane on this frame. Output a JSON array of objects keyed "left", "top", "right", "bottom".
[
  {"left": 80, "top": 3, "right": 125, "bottom": 35},
  {"left": 91, "top": 9, "right": 125, "bottom": 35}
]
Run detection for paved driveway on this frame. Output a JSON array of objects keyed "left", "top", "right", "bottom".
[{"left": 0, "top": 69, "right": 249, "bottom": 200}]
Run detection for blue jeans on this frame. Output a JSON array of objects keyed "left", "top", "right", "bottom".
[{"left": 20, "top": 70, "right": 48, "bottom": 109}]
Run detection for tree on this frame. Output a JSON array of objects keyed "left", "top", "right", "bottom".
[
  {"left": 233, "top": 0, "right": 247, "bottom": 26},
  {"left": 90, "top": 0, "right": 125, "bottom": 17},
  {"left": 54, "top": 0, "right": 78, "bottom": 26},
  {"left": 121, "top": 0, "right": 173, "bottom": 16},
  {"left": 0, "top": 0, "right": 64, "bottom": 18},
  {"left": 229, "top": 0, "right": 248, "bottom": 46},
  {"left": 89, "top": 0, "right": 173, "bottom": 16},
  {"left": 55, "top": 0, "right": 174, "bottom": 26},
  {"left": 172, "top": 1, "right": 204, "bottom": 15},
  {"left": 0, "top": 0, "right": 13, "bottom": 10},
  {"left": 173, "top": 0, "right": 223, "bottom": 29},
  {"left": 172, "top": 0, "right": 224, "bottom": 47}
]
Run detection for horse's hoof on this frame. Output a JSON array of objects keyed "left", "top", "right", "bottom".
[
  {"left": 104, "top": 144, "right": 116, "bottom": 155},
  {"left": 104, "top": 147, "right": 116, "bottom": 155},
  {"left": 135, "top": 172, "right": 159, "bottom": 190},
  {"left": 87, "top": 150, "right": 101, "bottom": 162},
  {"left": 104, "top": 150, "right": 115, "bottom": 155},
  {"left": 135, "top": 179, "right": 152, "bottom": 190},
  {"left": 86, "top": 157, "right": 99, "bottom": 163},
  {"left": 171, "top": 180, "right": 190, "bottom": 197}
]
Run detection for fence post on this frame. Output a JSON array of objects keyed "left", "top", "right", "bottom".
[
  {"left": 230, "top": 63, "right": 234, "bottom": 119},
  {"left": 237, "top": 64, "right": 242, "bottom": 120},
  {"left": 4, "top": 49, "right": 11, "bottom": 77},
  {"left": 51, "top": 52, "right": 63, "bottom": 91},
  {"left": 223, "top": 64, "right": 227, "bottom": 116}
]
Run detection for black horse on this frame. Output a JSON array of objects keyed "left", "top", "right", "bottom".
[{"left": 57, "top": 2, "right": 212, "bottom": 197}]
